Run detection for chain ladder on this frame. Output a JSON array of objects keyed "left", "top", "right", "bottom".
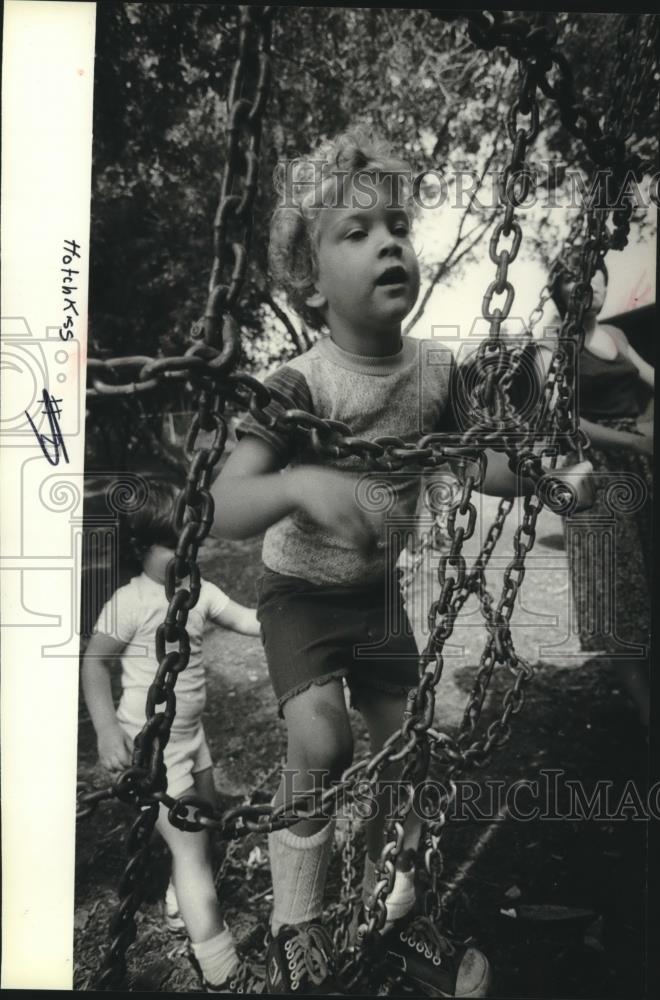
[
  {"left": 411, "top": 12, "right": 651, "bottom": 917},
  {"left": 92, "top": 7, "right": 274, "bottom": 988},
  {"left": 397, "top": 52, "right": 546, "bottom": 933}
]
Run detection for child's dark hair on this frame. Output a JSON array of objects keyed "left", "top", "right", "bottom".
[
  {"left": 126, "top": 479, "right": 179, "bottom": 564},
  {"left": 550, "top": 252, "right": 609, "bottom": 319}
]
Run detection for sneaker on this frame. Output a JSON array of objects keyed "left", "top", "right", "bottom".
[
  {"left": 164, "top": 880, "right": 186, "bottom": 933},
  {"left": 265, "top": 921, "right": 341, "bottom": 994},
  {"left": 379, "top": 914, "right": 491, "bottom": 998},
  {"left": 198, "top": 955, "right": 265, "bottom": 994}
]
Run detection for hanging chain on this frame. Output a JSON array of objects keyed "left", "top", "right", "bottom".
[
  {"left": 192, "top": 5, "right": 274, "bottom": 352},
  {"left": 331, "top": 815, "right": 361, "bottom": 956},
  {"left": 92, "top": 8, "right": 274, "bottom": 989},
  {"left": 526, "top": 212, "right": 585, "bottom": 336},
  {"left": 433, "top": 11, "right": 653, "bottom": 211},
  {"left": 79, "top": 0, "right": 644, "bottom": 861},
  {"left": 79, "top": 10, "right": 656, "bottom": 991}
]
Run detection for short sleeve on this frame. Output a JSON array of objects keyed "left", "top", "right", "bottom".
[
  {"left": 94, "top": 584, "right": 138, "bottom": 645},
  {"left": 235, "top": 365, "right": 313, "bottom": 464},
  {"left": 201, "top": 580, "right": 231, "bottom": 625}
]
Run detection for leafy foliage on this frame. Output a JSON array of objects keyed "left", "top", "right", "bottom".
[{"left": 90, "top": 5, "right": 657, "bottom": 370}]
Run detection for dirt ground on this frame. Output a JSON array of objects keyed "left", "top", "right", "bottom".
[{"left": 74, "top": 494, "right": 651, "bottom": 996}]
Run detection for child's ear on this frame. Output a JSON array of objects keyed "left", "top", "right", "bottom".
[{"left": 305, "top": 289, "right": 326, "bottom": 309}]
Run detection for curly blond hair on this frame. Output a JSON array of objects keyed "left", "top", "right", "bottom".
[{"left": 269, "top": 128, "right": 415, "bottom": 330}]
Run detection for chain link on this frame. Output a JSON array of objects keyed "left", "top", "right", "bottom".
[
  {"left": 79, "top": 8, "right": 656, "bottom": 989},
  {"left": 90, "top": 9, "right": 274, "bottom": 988}
]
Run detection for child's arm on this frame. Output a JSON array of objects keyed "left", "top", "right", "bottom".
[
  {"left": 81, "top": 632, "right": 133, "bottom": 773},
  {"left": 212, "top": 435, "right": 378, "bottom": 552},
  {"left": 212, "top": 599, "right": 260, "bottom": 636}
]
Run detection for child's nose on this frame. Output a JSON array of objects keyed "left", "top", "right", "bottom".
[{"left": 377, "top": 235, "right": 403, "bottom": 258}]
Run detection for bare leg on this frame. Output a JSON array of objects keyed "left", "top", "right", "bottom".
[
  {"left": 272, "top": 679, "right": 354, "bottom": 836},
  {"left": 157, "top": 770, "right": 224, "bottom": 943},
  {"left": 358, "top": 688, "right": 423, "bottom": 868}
]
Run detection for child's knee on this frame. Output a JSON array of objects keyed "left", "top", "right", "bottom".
[
  {"left": 309, "top": 729, "right": 353, "bottom": 779},
  {"left": 291, "top": 709, "right": 353, "bottom": 779},
  {"left": 284, "top": 682, "right": 354, "bottom": 779}
]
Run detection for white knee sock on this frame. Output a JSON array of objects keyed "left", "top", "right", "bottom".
[
  {"left": 268, "top": 820, "right": 336, "bottom": 934},
  {"left": 363, "top": 855, "right": 416, "bottom": 933},
  {"left": 191, "top": 927, "right": 239, "bottom": 986}
]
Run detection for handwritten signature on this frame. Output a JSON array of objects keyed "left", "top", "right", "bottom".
[{"left": 25, "top": 389, "right": 69, "bottom": 465}]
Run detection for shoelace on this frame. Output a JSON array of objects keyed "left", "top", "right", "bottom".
[
  {"left": 227, "top": 965, "right": 263, "bottom": 995},
  {"left": 399, "top": 917, "right": 457, "bottom": 967},
  {"left": 283, "top": 925, "right": 332, "bottom": 989}
]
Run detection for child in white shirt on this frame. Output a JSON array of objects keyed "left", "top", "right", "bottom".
[{"left": 82, "top": 480, "right": 261, "bottom": 992}]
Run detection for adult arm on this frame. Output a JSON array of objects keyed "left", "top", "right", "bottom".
[
  {"left": 535, "top": 340, "right": 652, "bottom": 456},
  {"left": 606, "top": 324, "right": 655, "bottom": 390},
  {"left": 580, "top": 416, "right": 652, "bottom": 456},
  {"left": 454, "top": 347, "right": 592, "bottom": 502}
]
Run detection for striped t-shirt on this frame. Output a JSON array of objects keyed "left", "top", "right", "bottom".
[{"left": 236, "top": 334, "right": 460, "bottom": 586}]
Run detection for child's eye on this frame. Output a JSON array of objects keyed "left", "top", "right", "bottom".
[
  {"left": 393, "top": 223, "right": 410, "bottom": 237},
  {"left": 346, "top": 229, "right": 366, "bottom": 240}
]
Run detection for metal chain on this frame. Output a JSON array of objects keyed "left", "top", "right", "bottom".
[
  {"left": 92, "top": 8, "right": 274, "bottom": 988},
  {"left": 192, "top": 5, "right": 274, "bottom": 351},
  {"left": 79, "top": 9, "right": 654, "bottom": 990},
  {"left": 433, "top": 10, "right": 653, "bottom": 206},
  {"left": 526, "top": 212, "right": 585, "bottom": 336},
  {"left": 331, "top": 815, "right": 360, "bottom": 956}
]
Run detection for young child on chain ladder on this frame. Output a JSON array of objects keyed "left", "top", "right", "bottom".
[
  {"left": 82, "top": 480, "right": 263, "bottom": 993},
  {"left": 212, "top": 130, "right": 594, "bottom": 996}
]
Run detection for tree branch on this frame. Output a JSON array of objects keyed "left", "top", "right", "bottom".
[
  {"left": 262, "top": 290, "right": 307, "bottom": 356},
  {"left": 405, "top": 116, "right": 506, "bottom": 334}
]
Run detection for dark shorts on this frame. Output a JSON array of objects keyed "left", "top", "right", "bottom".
[{"left": 256, "top": 567, "right": 420, "bottom": 718}]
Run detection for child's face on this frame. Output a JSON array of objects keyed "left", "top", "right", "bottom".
[{"left": 310, "top": 178, "right": 420, "bottom": 339}]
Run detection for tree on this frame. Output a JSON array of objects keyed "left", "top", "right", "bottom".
[{"left": 89, "top": 5, "right": 658, "bottom": 370}]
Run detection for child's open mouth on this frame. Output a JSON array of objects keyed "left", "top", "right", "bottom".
[{"left": 375, "top": 265, "right": 408, "bottom": 287}]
